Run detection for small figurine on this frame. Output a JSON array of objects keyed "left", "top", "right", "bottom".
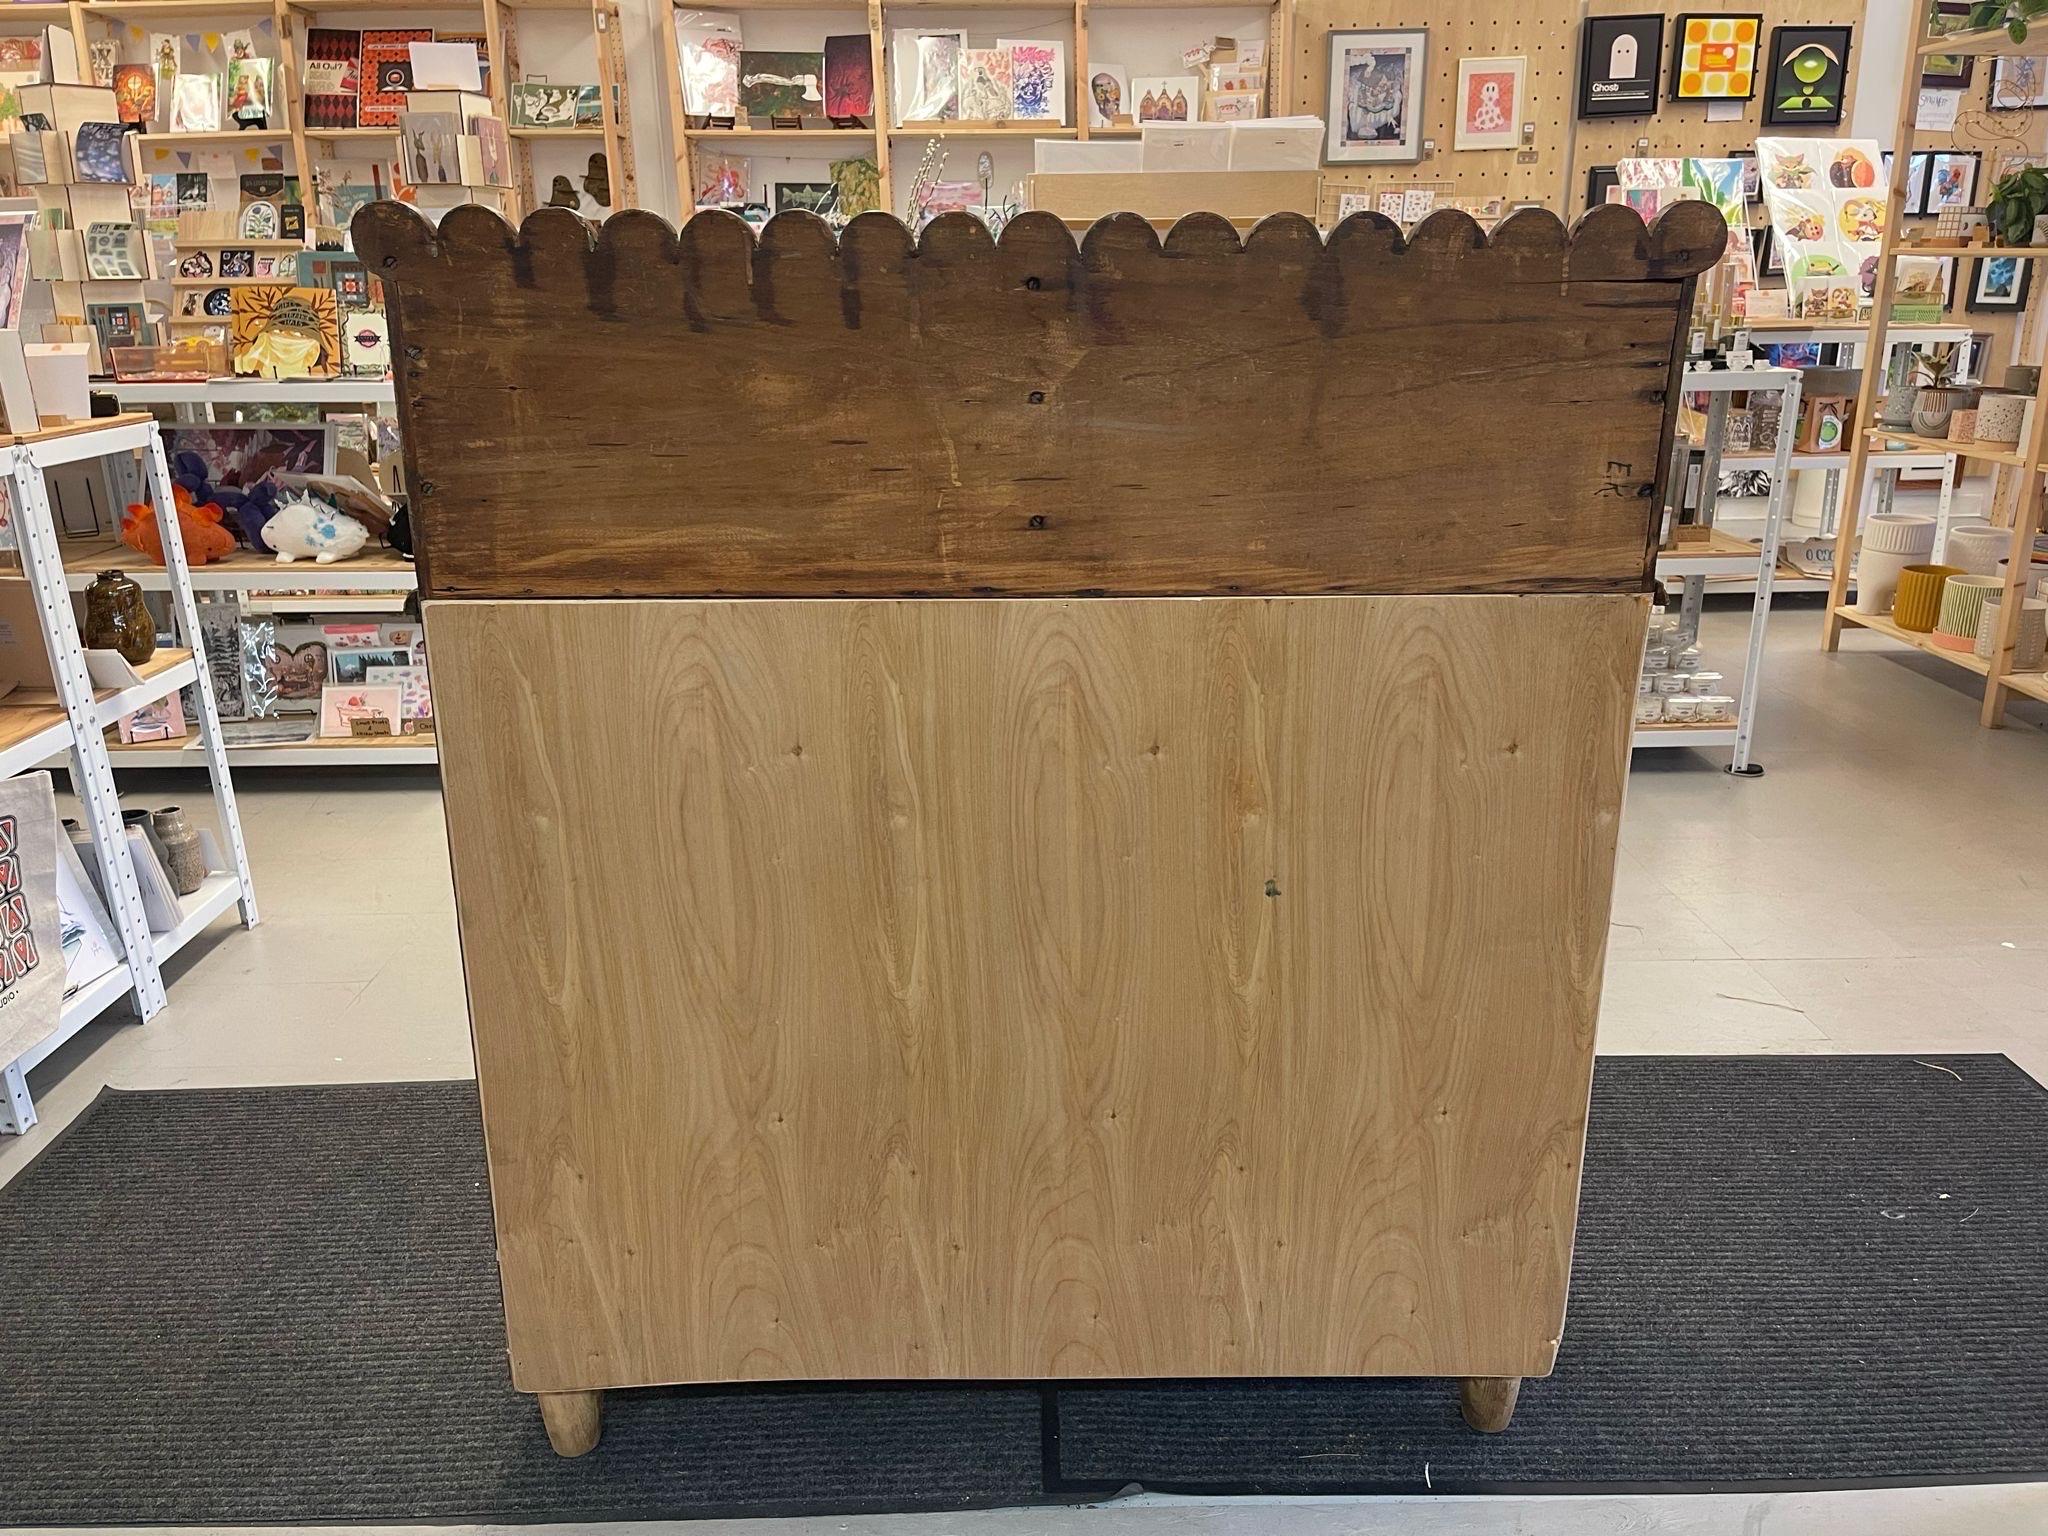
[{"left": 260, "top": 493, "right": 369, "bottom": 564}]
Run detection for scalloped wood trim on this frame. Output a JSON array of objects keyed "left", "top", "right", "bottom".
[{"left": 354, "top": 202, "right": 1717, "bottom": 600}]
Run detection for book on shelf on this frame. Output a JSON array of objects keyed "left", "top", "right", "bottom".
[{"left": 303, "top": 27, "right": 360, "bottom": 129}]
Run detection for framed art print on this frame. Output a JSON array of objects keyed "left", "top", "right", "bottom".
[
  {"left": 1669, "top": 14, "right": 1761, "bottom": 101},
  {"left": 1578, "top": 14, "right": 1662, "bottom": 118},
  {"left": 1586, "top": 163, "right": 1619, "bottom": 211},
  {"left": 1990, "top": 55, "right": 2048, "bottom": 111},
  {"left": 1325, "top": 28, "right": 1426, "bottom": 164},
  {"left": 1922, "top": 2, "right": 1975, "bottom": 89},
  {"left": 1455, "top": 55, "right": 1524, "bottom": 150},
  {"left": 1763, "top": 25, "right": 1849, "bottom": 126},
  {"left": 1968, "top": 254, "right": 2032, "bottom": 312},
  {"left": 1928, "top": 151, "right": 1980, "bottom": 213}
]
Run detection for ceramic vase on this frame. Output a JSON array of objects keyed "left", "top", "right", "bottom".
[
  {"left": 149, "top": 807, "right": 206, "bottom": 896},
  {"left": 1879, "top": 383, "right": 1921, "bottom": 429},
  {"left": 1948, "top": 408, "right": 1979, "bottom": 442},
  {"left": 1893, "top": 564, "right": 1961, "bottom": 632},
  {"left": 1944, "top": 521, "right": 2010, "bottom": 576},
  {"left": 1976, "top": 593, "right": 2048, "bottom": 671},
  {"left": 81, "top": 570, "right": 155, "bottom": 665},
  {"left": 1852, "top": 515, "right": 1937, "bottom": 616},
  {"left": 1935, "top": 573, "right": 2003, "bottom": 650},
  {"left": 1975, "top": 391, "right": 2027, "bottom": 445},
  {"left": 1911, "top": 387, "right": 1972, "bottom": 437}
]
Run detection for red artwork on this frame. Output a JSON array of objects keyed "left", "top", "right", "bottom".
[{"left": 823, "top": 34, "right": 873, "bottom": 119}]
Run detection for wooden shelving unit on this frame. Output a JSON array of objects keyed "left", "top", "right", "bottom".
[
  {"left": 1821, "top": 15, "right": 2048, "bottom": 729},
  {"left": 656, "top": 0, "right": 1289, "bottom": 220},
  {"left": 30, "top": 0, "right": 639, "bottom": 228}
]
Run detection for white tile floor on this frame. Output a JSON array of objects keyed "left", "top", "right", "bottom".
[{"left": 5, "top": 600, "right": 2047, "bottom": 1534}]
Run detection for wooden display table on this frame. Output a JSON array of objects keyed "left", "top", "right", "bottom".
[{"left": 358, "top": 199, "right": 1723, "bottom": 1457}]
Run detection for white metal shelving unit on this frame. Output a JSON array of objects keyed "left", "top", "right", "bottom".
[
  {"left": 1, "top": 415, "right": 260, "bottom": 1135},
  {"left": 69, "top": 377, "right": 431, "bottom": 769},
  {"left": 1638, "top": 365, "right": 1801, "bottom": 775}
]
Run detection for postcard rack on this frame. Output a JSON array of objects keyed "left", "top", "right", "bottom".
[
  {"left": 358, "top": 198, "right": 1724, "bottom": 1454},
  {"left": 0, "top": 415, "right": 259, "bottom": 1136}
]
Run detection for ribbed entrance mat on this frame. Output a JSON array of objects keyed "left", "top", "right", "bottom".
[{"left": 1, "top": 1056, "right": 2043, "bottom": 1523}]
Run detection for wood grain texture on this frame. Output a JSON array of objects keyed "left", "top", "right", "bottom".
[
  {"left": 355, "top": 201, "right": 1723, "bottom": 601},
  {"left": 428, "top": 592, "right": 1645, "bottom": 1391},
  {"left": 537, "top": 1390, "right": 603, "bottom": 1456}
]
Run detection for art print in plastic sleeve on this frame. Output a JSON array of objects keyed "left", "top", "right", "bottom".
[
  {"left": 1757, "top": 137, "right": 1888, "bottom": 318},
  {"left": 676, "top": 11, "right": 742, "bottom": 118}
]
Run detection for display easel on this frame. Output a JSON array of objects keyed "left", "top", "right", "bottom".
[{"left": 358, "top": 198, "right": 1724, "bottom": 1454}]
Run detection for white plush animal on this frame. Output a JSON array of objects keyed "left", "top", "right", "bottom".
[{"left": 261, "top": 494, "right": 370, "bottom": 565}]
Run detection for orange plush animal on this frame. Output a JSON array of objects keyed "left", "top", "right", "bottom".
[{"left": 121, "top": 483, "right": 238, "bottom": 566}]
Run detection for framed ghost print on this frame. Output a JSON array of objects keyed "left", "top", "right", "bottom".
[
  {"left": 1578, "top": 14, "right": 1663, "bottom": 118},
  {"left": 1763, "top": 24, "right": 1850, "bottom": 126},
  {"left": 1669, "top": 13, "right": 1761, "bottom": 100},
  {"left": 1324, "top": 28, "right": 1426, "bottom": 164},
  {"left": 1455, "top": 55, "right": 1524, "bottom": 150}
]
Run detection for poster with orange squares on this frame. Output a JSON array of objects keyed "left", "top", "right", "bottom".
[{"left": 1670, "top": 13, "right": 1761, "bottom": 100}]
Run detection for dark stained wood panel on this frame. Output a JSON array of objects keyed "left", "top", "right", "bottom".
[{"left": 355, "top": 202, "right": 1725, "bottom": 600}]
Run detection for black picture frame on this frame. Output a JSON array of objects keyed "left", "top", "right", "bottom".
[
  {"left": 1762, "top": 24, "right": 1851, "bottom": 126},
  {"left": 1586, "top": 163, "right": 1619, "bottom": 211},
  {"left": 1751, "top": 223, "right": 1782, "bottom": 278},
  {"left": 1577, "top": 14, "right": 1663, "bottom": 118},
  {"left": 1668, "top": 14, "right": 1764, "bottom": 102},
  {"left": 1731, "top": 148, "right": 1761, "bottom": 203},
  {"left": 1968, "top": 254, "right": 2034, "bottom": 312},
  {"left": 1926, "top": 150, "right": 1982, "bottom": 215},
  {"left": 1989, "top": 55, "right": 2048, "bottom": 111},
  {"left": 1922, "top": 2, "right": 1976, "bottom": 90}
]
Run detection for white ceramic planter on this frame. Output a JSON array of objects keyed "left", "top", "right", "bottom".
[
  {"left": 1976, "top": 593, "right": 2048, "bottom": 671},
  {"left": 1945, "top": 520, "right": 2011, "bottom": 575}
]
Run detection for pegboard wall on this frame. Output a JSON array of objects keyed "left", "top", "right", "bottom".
[{"left": 1293, "top": 0, "right": 1870, "bottom": 223}]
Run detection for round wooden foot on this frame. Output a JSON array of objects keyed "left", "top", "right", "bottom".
[
  {"left": 538, "top": 1389, "right": 604, "bottom": 1457},
  {"left": 1459, "top": 1376, "right": 1521, "bottom": 1434}
]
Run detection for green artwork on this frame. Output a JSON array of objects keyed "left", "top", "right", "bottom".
[
  {"left": 1764, "top": 26, "right": 1848, "bottom": 126},
  {"left": 739, "top": 51, "right": 824, "bottom": 120}
]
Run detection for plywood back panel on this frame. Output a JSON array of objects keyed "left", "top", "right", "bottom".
[
  {"left": 355, "top": 200, "right": 1723, "bottom": 601},
  {"left": 429, "top": 591, "right": 1645, "bottom": 1392}
]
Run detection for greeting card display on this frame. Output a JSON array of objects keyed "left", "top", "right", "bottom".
[{"left": 1758, "top": 136, "right": 1886, "bottom": 320}]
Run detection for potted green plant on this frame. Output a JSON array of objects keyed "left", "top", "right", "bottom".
[
  {"left": 1910, "top": 344, "right": 1975, "bottom": 435},
  {"left": 1986, "top": 162, "right": 2048, "bottom": 245},
  {"left": 1959, "top": 0, "right": 2048, "bottom": 46}
]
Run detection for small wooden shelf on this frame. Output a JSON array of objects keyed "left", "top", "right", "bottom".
[
  {"left": 63, "top": 537, "right": 418, "bottom": 592},
  {"left": 1896, "top": 241, "right": 2048, "bottom": 259},
  {"left": 170, "top": 277, "right": 270, "bottom": 287},
  {"left": 134, "top": 130, "right": 289, "bottom": 149},
  {"left": 1832, "top": 606, "right": 1993, "bottom": 676},
  {"left": 80, "top": 0, "right": 276, "bottom": 14},
  {"left": 305, "top": 127, "right": 400, "bottom": 141},
  {"left": 682, "top": 126, "right": 877, "bottom": 141},
  {"left": 509, "top": 127, "right": 606, "bottom": 140},
  {"left": 893, "top": 121, "right": 1075, "bottom": 137},
  {"left": 1861, "top": 427, "right": 2032, "bottom": 469},
  {"left": 1917, "top": 22, "right": 2048, "bottom": 58},
  {"left": 175, "top": 239, "right": 306, "bottom": 251}
]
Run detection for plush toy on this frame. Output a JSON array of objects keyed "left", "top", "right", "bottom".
[
  {"left": 120, "top": 483, "right": 239, "bottom": 566},
  {"left": 172, "top": 448, "right": 282, "bottom": 550},
  {"left": 260, "top": 493, "right": 370, "bottom": 564}
]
